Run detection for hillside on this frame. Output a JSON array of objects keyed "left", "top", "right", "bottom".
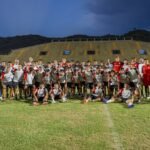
[{"left": 0, "top": 29, "right": 150, "bottom": 54}]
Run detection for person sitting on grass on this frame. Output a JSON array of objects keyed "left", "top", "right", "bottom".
[
  {"left": 126, "top": 87, "right": 141, "bottom": 107},
  {"left": 83, "top": 83, "right": 103, "bottom": 104},
  {"left": 50, "top": 83, "right": 66, "bottom": 103},
  {"left": 33, "top": 84, "right": 48, "bottom": 106},
  {"left": 104, "top": 84, "right": 134, "bottom": 108}
]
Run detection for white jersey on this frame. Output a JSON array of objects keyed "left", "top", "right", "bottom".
[
  {"left": 93, "top": 87, "right": 103, "bottom": 97},
  {"left": 13, "top": 64, "right": 19, "bottom": 70},
  {"left": 110, "top": 75, "right": 118, "bottom": 86},
  {"left": 13, "top": 70, "right": 23, "bottom": 82},
  {"left": 138, "top": 63, "right": 144, "bottom": 76},
  {"left": 25, "top": 73, "right": 34, "bottom": 85},
  {"left": 122, "top": 89, "right": 131, "bottom": 99},
  {"left": 122, "top": 65, "right": 130, "bottom": 71},
  {"left": 37, "top": 88, "right": 47, "bottom": 97},
  {"left": 53, "top": 88, "right": 61, "bottom": 95},
  {"left": 3, "top": 72, "right": 13, "bottom": 83},
  {"left": 95, "top": 73, "right": 103, "bottom": 83},
  {"left": 85, "top": 71, "right": 93, "bottom": 83},
  {"left": 44, "top": 75, "right": 51, "bottom": 84},
  {"left": 128, "top": 69, "right": 138, "bottom": 83}
]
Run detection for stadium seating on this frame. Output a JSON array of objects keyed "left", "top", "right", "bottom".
[{"left": 0, "top": 40, "right": 149, "bottom": 62}]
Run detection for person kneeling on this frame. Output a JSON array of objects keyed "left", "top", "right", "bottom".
[
  {"left": 50, "top": 84, "right": 66, "bottom": 103},
  {"left": 33, "top": 84, "right": 48, "bottom": 106}
]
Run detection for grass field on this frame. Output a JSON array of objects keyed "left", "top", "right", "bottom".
[{"left": 0, "top": 99, "right": 150, "bottom": 150}]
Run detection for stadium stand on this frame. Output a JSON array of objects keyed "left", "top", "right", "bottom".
[{"left": 0, "top": 39, "right": 149, "bottom": 62}]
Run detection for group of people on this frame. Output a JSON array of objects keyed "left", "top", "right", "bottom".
[{"left": 0, "top": 56, "right": 150, "bottom": 108}]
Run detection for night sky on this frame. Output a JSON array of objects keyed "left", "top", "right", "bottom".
[{"left": 0, "top": 0, "right": 150, "bottom": 37}]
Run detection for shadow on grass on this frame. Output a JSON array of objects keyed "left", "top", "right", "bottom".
[
  {"left": 12, "top": 97, "right": 83, "bottom": 106},
  {"left": 14, "top": 98, "right": 33, "bottom": 105},
  {"left": 1, "top": 97, "right": 149, "bottom": 108}
]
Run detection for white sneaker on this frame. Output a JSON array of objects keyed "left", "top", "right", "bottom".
[
  {"left": 0, "top": 97, "right": 3, "bottom": 100},
  {"left": 51, "top": 100, "right": 56, "bottom": 104},
  {"left": 147, "top": 97, "right": 150, "bottom": 100},
  {"left": 62, "top": 97, "right": 67, "bottom": 102}
]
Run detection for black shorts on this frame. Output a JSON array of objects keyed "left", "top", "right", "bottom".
[
  {"left": 109, "top": 85, "right": 118, "bottom": 92},
  {"left": 72, "top": 83, "right": 79, "bottom": 89},
  {"left": 130, "top": 82, "right": 137, "bottom": 89},
  {"left": 85, "top": 83, "right": 93, "bottom": 89},
  {"left": 67, "top": 82, "right": 72, "bottom": 88},
  {"left": 12, "top": 82, "right": 18, "bottom": 88},
  {"left": 119, "top": 83, "right": 124, "bottom": 89},
  {"left": 91, "top": 94, "right": 99, "bottom": 100},
  {"left": 38, "top": 97, "right": 44, "bottom": 102},
  {"left": 54, "top": 94, "right": 61, "bottom": 100},
  {"left": 81, "top": 81, "right": 85, "bottom": 87},
  {"left": 46, "top": 84, "right": 51, "bottom": 91},
  {"left": 121, "top": 97, "right": 129, "bottom": 102},
  {"left": 60, "top": 83, "right": 65, "bottom": 89},
  {"left": 4, "top": 82, "right": 13, "bottom": 88},
  {"left": 18, "top": 82, "right": 24, "bottom": 88},
  {"left": 103, "top": 82, "right": 108, "bottom": 87}
]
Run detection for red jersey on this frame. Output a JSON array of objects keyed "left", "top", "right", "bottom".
[
  {"left": 142, "top": 65, "right": 150, "bottom": 86},
  {"left": 133, "top": 62, "right": 139, "bottom": 69},
  {"left": 1, "top": 71, "right": 5, "bottom": 80},
  {"left": 112, "top": 61, "right": 123, "bottom": 73}
]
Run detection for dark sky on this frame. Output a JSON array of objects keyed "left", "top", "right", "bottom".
[{"left": 0, "top": 0, "right": 150, "bottom": 37}]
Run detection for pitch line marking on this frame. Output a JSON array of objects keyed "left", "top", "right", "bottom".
[{"left": 103, "top": 104, "right": 124, "bottom": 150}]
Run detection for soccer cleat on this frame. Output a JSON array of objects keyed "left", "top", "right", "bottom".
[{"left": 128, "top": 104, "right": 134, "bottom": 108}]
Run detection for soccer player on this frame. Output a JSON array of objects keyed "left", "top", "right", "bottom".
[
  {"left": 72, "top": 70, "right": 80, "bottom": 96},
  {"left": 83, "top": 83, "right": 103, "bottom": 103},
  {"left": 112, "top": 56, "right": 123, "bottom": 73},
  {"left": 126, "top": 88, "right": 141, "bottom": 106},
  {"left": 128, "top": 63, "right": 139, "bottom": 91},
  {"left": 24, "top": 67, "right": 34, "bottom": 99},
  {"left": 119, "top": 68, "right": 130, "bottom": 89},
  {"left": 58, "top": 69, "right": 66, "bottom": 96},
  {"left": 108, "top": 70, "right": 119, "bottom": 98},
  {"left": 66, "top": 68, "right": 73, "bottom": 97},
  {"left": 34, "top": 66, "right": 44, "bottom": 88},
  {"left": 13, "top": 59, "right": 20, "bottom": 70},
  {"left": 50, "top": 84, "right": 66, "bottom": 103},
  {"left": 2, "top": 67, "right": 14, "bottom": 100},
  {"left": 12, "top": 65, "right": 24, "bottom": 99},
  {"left": 104, "top": 84, "right": 133, "bottom": 108},
  {"left": 142, "top": 59, "right": 150, "bottom": 99},
  {"left": 85, "top": 67, "right": 94, "bottom": 95},
  {"left": 33, "top": 84, "right": 48, "bottom": 105},
  {"left": 43, "top": 69, "right": 51, "bottom": 93}
]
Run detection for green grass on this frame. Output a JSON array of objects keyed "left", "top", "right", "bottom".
[{"left": 0, "top": 100, "right": 150, "bottom": 150}]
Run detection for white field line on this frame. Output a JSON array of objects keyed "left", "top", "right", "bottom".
[{"left": 103, "top": 104, "right": 124, "bottom": 150}]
